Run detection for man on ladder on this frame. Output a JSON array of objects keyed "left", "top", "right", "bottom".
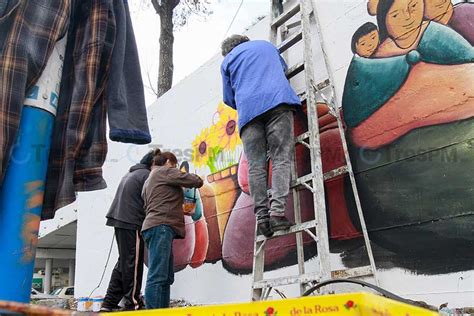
[
  {"left": 220, "top": 34, "right": 301, "bottom": 238},
  {"left": 220, "top": 0, "right": 379, "bottom": 301}
]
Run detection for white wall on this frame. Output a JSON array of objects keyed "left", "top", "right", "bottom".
[
  {"left": 39, "top": 204, "right": 77, "bottom": 239},
  {"left": 73, "top": 1, "right": 474, "bottom": 307}
]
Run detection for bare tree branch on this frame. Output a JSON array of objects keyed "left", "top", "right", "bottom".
[{"left": 146, "top": 71, "right": 159, "bottom": 97}]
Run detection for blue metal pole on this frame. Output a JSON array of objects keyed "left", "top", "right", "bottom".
[{"left": 0, "top": 37, "right": 66, "bottom": 303}]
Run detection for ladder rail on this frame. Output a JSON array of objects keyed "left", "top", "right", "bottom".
[
  {"left": 251, "top": 0, "right": 379, "bottom": 300},
  {"left": 252, "top": 237, "right": 266, "bottom": 300},
  {"left": 300, "top": 0, "right": 331, "bottom": 282},
  {"left": 290, "top": 153, "right": 306, "bottom": 296},
  {"left": 310, "top": 2, "right": 379, "bottom": 286}
]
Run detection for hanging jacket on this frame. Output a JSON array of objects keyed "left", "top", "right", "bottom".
[
  {"left": 41, "top": 0, "right": 151, "bottom": 219},
  {"left": 0, "top": 0, "right": 70, "bottom": 185}
]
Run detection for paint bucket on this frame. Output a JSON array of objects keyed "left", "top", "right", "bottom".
[
  {"left": 183, "top": 188, "right": 197, "bottom": 216},
  {"left": 92, "top": 297, "right": 104, "bottom": 312},
  {"left": 77, "top": 297, "right": 89, "bottom": 312}
]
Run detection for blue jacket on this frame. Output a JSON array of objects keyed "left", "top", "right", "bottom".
[{"left": 221, "top": 40, "right": 301, "bottom": 131}]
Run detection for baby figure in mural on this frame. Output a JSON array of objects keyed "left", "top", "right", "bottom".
[{"left": 351, "top": 22, "right": 380, "bottom": 57}]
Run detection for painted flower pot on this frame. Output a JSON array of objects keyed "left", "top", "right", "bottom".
[
  {"left": 207, "top": 165, "right": 241, "bottom": 242},
  {"left": 199, "top": 183, "right": 222, "bottom": 263}
]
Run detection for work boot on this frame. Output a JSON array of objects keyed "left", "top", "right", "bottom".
[
  {"left": 257, "top": 218, "right": 273, "bottom": 238},
  {"left": 270, "top": 216, "right": 293, "bottom": 231}
]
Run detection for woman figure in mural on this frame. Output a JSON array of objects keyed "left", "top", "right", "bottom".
[
  {"left": 367, "top": 0, "right": 473, "bottom": 46},
  {"left": 374, "top": 0, "right": 473, "bottom": 58},
  {"left": 344, "top": 0, "right": 474, "bottom": 130},
  {"left": 340, "top": 0, "right": 474, "bottom": 266}
]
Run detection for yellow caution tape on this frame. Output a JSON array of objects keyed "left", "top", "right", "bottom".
[{"left": 111, "top": 292, "right": 437, "bottom": 316}]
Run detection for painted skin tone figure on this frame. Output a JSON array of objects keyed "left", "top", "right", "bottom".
[
  {"left": 375, "top": 0, "right": 428, "bottom": 57},
  {"left": 424, "top": 0, "right": 453, "bottom": 24},
  {"left": 351, "top": 22, "right": 380, "bottom": 57}
]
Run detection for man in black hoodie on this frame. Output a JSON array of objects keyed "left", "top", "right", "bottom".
[{"left": 101, "top": 149, "right": 160, "bottom": 312}]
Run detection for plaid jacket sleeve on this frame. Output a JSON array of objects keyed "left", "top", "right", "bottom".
[{"left": 0, "top": 0, "right": 70, "bottom": 185}]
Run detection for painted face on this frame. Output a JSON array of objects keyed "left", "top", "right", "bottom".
[
  {"left": 386, "top": 0, "right": 424, "bottom": 48},
  {"left": 424, "top": 0, "right": 453, "bottom": 24},
  {"left": 356, "top": 30, "right": 380, "bottom": 57}
]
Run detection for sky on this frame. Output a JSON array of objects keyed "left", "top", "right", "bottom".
[{"left": 129, "top": 0, "right": 269, "bottom": 106}]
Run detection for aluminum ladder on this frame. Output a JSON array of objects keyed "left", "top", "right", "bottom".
[{"left": 251, "top": 0, "right": 379, "bottom": 301}]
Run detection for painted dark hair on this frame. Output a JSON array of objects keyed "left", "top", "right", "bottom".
[
  {"left": 140, "top": 148, "right": 161, "bottom": 168},
  {"left": 154, "top": 151, "right": 178, "bottom": 166},
  {"left": 221, "top": 34, "right": 250, "bottom": 57},
  {"left": 377, "top": 0, "right": 396, "bottom": 42},
  {"left": 351, "top": 22, "right": 379, "bottom": 54}
]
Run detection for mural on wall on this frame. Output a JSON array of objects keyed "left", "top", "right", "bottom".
[
  {"left": 341, "top": 0, "right": 474, "bottom": 272},
  {"left": 171, "top": 0, "right": 474, "bottom": 276}
]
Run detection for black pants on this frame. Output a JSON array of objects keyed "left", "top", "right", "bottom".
[{"left": 103, "top": 228, "right": 144, "bottom": 310}]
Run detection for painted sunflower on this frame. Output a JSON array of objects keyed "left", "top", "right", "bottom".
[
  {"left": 213, "top": 101, "right": 229, "bottom": 125},
  {"left": 211, "top": 105, "right": 241, "bottom": 151},
  {"left": 192, "top": 127, "right": 213, "bottom": 168}
]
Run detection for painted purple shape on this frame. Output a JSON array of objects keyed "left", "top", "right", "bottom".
[{"left": 449, "top": 3, "right": 474, "bottom": 45}]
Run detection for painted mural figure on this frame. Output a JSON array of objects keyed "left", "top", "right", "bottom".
[
  {"left": 219, "top": 35, "right": 301, "bottom": 238},
  {"left": 170, "top": 0, "right": 473, "bottom": 277},
  {"left": 344, "top": 0, "right": 474, "bottom": 140},
  {"left": 423, "top": 0, "right": 474, "bottom": 45},
  {"left": 341, "top": 0, "right": 474, "bottom": 265},
  {"left": 351, "top": 22, "right": 380, "bottom": 57}
]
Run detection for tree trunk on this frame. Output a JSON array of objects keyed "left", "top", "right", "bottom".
[{"left": 157, "top": 1, "right": 175, "bottom": 97}]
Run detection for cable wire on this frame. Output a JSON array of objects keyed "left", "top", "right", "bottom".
[
  {"left": 88, "top": 234, "right": 115, "bottom": 298},
  {"left": 222, "top": 0, "right": 245, "bottom": 41}
]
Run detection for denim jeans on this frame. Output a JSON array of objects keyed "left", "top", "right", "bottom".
[
  {"left": 142, "top": 225, "right": 176, "bottom": 309},
  {"left": 240, "top": 105, "right": 295, "bottom": 222}
]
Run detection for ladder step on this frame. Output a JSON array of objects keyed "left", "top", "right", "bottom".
[
  {"left": 256, "top": 220, "right": 317, "bottom": 242},
  {"left": 296, "top": 131, "right": 310, "bottom": 144},
  {"left": 286, "top": 61, "right": 304, "bottom": 79},
  {"left": 331, "top": 265, "right": 374, "bottom": 279},
  {"left": 299, "top": 92, "right": 307, "bottom": 103},
  {"left": 314, "top": 78, "right": 331, "bottom": 91},
  {"left": 278, "top": 30, "right": 302, "bottom": 53},
  {"left": 253, "top": 272, "right": 320, "bottom": 289},
  {"left": 290, "top": 173, "right": 313, "bottom": 189},
  {"left": 323, "top": 166, "right": 349, "bottom": 181},
  {"left": 271, "top": 3, "right": 301, "bottom": 30},
  {"left": 286, "top": 62, "right": 304, "bottom": 80},
  {"left": 297, "top": 77, "right": 330, "bottom": 102},
  {"left": 284, "top": 20, "right": 302, "bottom": 31}
]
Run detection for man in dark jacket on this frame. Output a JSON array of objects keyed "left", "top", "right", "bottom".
[{"left": 101, "top": 149, "right": 160, "bottom": 312}]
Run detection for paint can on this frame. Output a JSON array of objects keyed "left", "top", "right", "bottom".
[
  {"left": 77, "top": 297, "right": 88, "bottom": 312},
  {"left": 92, "top": 297, "right": 104, "bottom": 312}
]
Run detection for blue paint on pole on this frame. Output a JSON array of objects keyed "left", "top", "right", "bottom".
[
  {"left": 0, "top": 107, "right": 54, "bottom": 302},
  {"left": 0, "top": 37, "right": 66, "bottom": 303}
]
